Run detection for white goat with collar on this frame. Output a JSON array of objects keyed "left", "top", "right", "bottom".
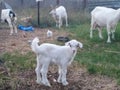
[{"left": 31, "top": 37, "right": 83, "bottom": 87}]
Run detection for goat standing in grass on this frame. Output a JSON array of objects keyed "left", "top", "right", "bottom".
[
  {"left": 31, "top": 37, "right": 83, "bottom": 87},
  {"left": 49, "top": 6, "right": 68, "bottom": 28},
  {"left": 1, "top": 9, "right": 17, "bottom": 35},
  {"left": 90, "top": 6, "right": 120, "bottom": 43}
]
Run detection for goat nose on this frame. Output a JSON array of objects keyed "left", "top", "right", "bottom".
[{"left": 73, "top": 50, "right": 76, "bottom": 53}]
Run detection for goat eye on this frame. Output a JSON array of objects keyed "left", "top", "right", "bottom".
[
  {"left": 77, "top": 44, "right": 79, "bottom": 47},
  {"left": 68, "top": 43, "right": 71, "bottom": 47}
]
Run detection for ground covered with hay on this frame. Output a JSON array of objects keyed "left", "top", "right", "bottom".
[{"left": 0, "top": 28, "right": 120, "bottom": 90}]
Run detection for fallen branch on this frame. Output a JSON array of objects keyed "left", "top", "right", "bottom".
[{"left": 104, "top": 50, "right": 120, "bottom": 54}]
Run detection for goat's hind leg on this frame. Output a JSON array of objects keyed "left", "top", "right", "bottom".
[
  {"left": 57, "top": 65, "right": 62, "bottom": 83},
  {"left": 111, "top": 27, "right": 116, "bottom": 40},
  {"left": 61, "top": 66, "right": 68, "bottom": 86},
  {"left": 90, "top": 22, "right": 96, "bottom": 38},
  {"left": 98, "top": 27, "right": 103, "bottom": 39},
  {"left": 107, "top": 25, "right": 111, "bottom": 43}
]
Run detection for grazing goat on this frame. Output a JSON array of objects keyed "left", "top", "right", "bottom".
[
  {"left": 49, "top": 6, "right": 68, "bottom": 28},
  {"left": 90, "top": 6, "right": 120, "bottom": 43},
  {"left": 31, "top": 37, "right": 83, "bottom": 87},
  {"left": 1, "top": 9, "right": 17, "bottom": 35}
]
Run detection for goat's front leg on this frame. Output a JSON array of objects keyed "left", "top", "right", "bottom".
[
  {"left": 41, "top": 63, "right": 51, "bottom": 87},
  {"left": 7, "top": 18, "right": 13, "bottom": 35},
  {"left": 13, "top": 22, "right": 17, "bottom": 34},
  {"left": 56, "top": 20, "right": 58, "bottom": 27},
  {"left": 107, "top": 25, "right": 111, "bottom": 43},
  {"left": 61, "top": 66, "right": 68, "bottom": 86},
  {"left": 9, "top": 23, "right": 13, "bottom": 35}
]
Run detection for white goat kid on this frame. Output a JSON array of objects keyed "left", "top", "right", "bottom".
[
  {"left": 31, "top": 37, "right": 83, "bottom": 87},
  {"left": 1, "top": 9, "right": 17, "bottom": 35},
  {"left": 90, "top": 6, "right": 120, "bottom": 43},
  {"left": 49, "top": 6, "right": 68, "bottom": 28}
]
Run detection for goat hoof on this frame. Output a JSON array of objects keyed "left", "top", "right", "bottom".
[
  {"left": 42, "top": 81, "right": 51, "bottom": 87},
  {"left": 44, "top": 83, "right": 51, "bottom": 87},
  {"left": 36, "top": 80, "right": 42, "bottom": 84},
  {"left": 100, "top": 37, "right": 103, "bottom": 39},
  {"left": 107, "top": 41, "right": 111, "bottom": 43},
  {"left": 10, "top": 33, "right": 13, "bottom": 35},
  {"left": 90, "top": 36, "right": 93, "bottom": 38},
  {"left": 62, "top": 81, "right": 68, "bottom": 86},
  {"left": 57, "top": 79, "right": 62, "bottom": 83}
]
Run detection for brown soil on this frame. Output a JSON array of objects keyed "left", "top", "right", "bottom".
[{"left": 0, "top": 28, "right": 120, "bottom": 90}]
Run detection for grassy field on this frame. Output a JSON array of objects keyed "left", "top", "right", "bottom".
[
  {"left": 64, "top": 22, "right": 120, "bottom": 84},
  {"left": 1, "top": 8, "right": 120, "bottom": 87}
]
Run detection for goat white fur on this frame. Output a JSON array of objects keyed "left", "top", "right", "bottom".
[
  {"left": 90, "top": 6, "right": 120, "bottom": 43},
  {"left": 1, "top": 9, "right": 17, "bottom": 35},
  {"left": 49, "top": 6, "right": 68, "bottom": 28},
  {"left": 31, "top": 37, "right": 83, "bottom": 87}
]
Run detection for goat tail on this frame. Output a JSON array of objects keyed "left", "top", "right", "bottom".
[{"left": 31, "top": 37, "right": 40, "bottom": 54}]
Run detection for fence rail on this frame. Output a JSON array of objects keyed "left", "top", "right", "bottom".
[{"left": 87, "top": 1, "right": 120, "bottom": 11}]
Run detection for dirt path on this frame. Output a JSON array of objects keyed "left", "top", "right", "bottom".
[{"left": 0, "top": 29, "right": 120, "bottom": 90}]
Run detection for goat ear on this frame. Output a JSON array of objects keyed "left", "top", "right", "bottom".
[
  {"left": 78, "top": 42, "right": 83, "bottom": 48},
  {"left": 69, "top": 43, "right": 71, "bottom": 47},
  {"left": 65, "top": 42, "right": 71, "bottom": 47}
]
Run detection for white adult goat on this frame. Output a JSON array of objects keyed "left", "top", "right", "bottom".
[
  {"left": 31, "top": 37, "right": 83, "bottom": 87},
  {"left": 49, "top": 6, "right": 68, "bottom": 28},
  {"left": 90, "top": 6, "right": 120, "bottom": 43},
  {"left": 1, "top": 9, "right": 17, "bottom": 35}
]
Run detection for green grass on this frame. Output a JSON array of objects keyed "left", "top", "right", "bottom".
[
  {"left": 64, "top": 22, "right": 120, "bottom": 84},
  {"left": 0, "top": 52, "right": 35, "bottom": 72}
]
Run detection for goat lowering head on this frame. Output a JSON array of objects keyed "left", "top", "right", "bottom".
[
  {"left": 49, "top": 6, "right": 68, "bottom": 28},
  {"left": 49, "top": 9, "right": 57, "bottom": 19}
]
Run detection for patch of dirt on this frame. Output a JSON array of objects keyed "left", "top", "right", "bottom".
[
  {"left": 0, "top": 29, "right": 120, "bottom": 90},
  {"left": 0, "top": 28, "right": 68, "bottom": 54}
]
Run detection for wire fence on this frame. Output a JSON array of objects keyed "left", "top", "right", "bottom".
[{"left": 1, "top": 0, "right": 120, "bottom": 11}]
